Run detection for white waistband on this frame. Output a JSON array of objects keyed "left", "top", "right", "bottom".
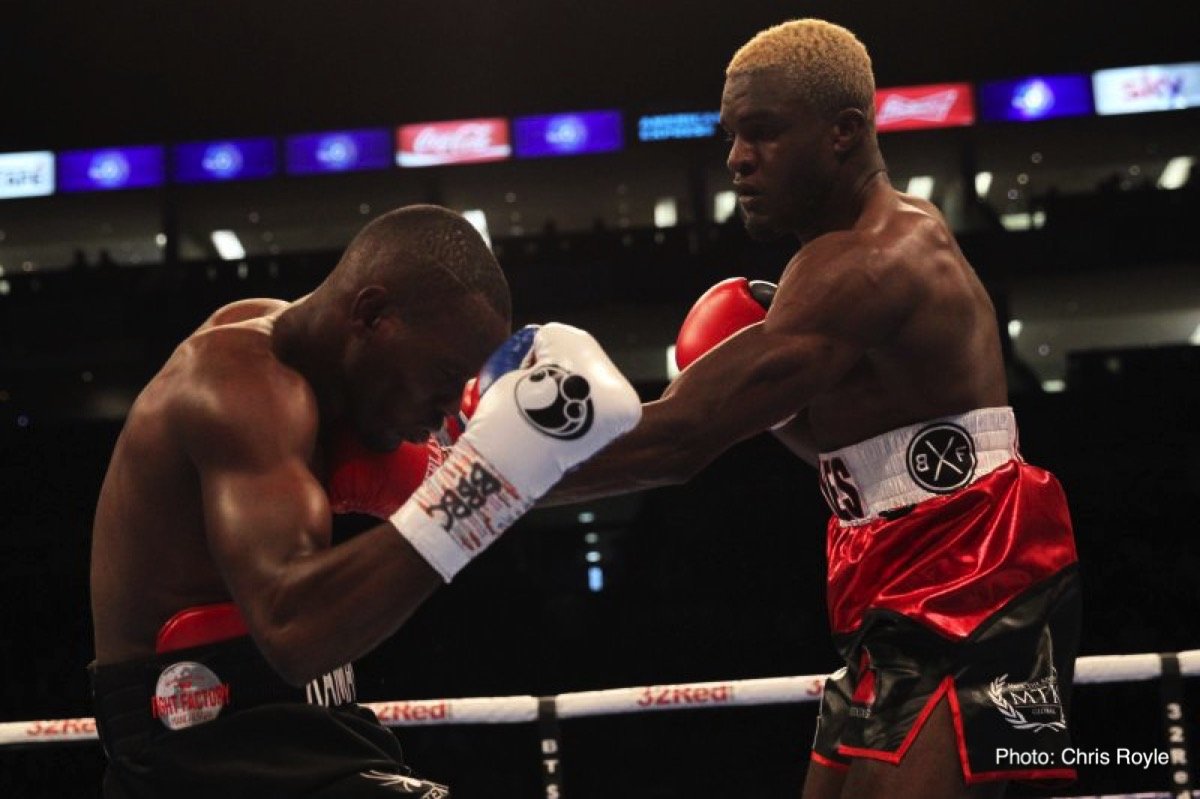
[{"left": 817, "top": 407, "right": 1019, "bottom": 525}]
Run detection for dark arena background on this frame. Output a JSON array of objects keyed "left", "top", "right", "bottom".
[{"left": 1, "top": 2, "right": 1198, "bottom": 797}]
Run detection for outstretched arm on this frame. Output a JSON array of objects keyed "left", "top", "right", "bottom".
[
  {"left": 545, "top": 234, "right": 916, "bottom": 505},
  {"left": 542, "top": 321, "right": 843, "bottom": 504}
]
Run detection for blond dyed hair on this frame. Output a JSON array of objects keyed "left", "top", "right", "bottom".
[{"left": 727, "top": 19, "right": 875, "bottom": 121}]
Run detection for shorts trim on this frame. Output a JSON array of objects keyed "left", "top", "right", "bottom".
[
  {"left": 945, "top": 675, "right": 974, "bottom": 779},
  {"left": 809, "top": 751, "right": 850, "bottom": 773},
  {"left": 836, "top": 677, "right": 952, "bottom": 765},
  {"left": 964, "top": 768, "right": 1078, "bottom": 786},
  {"left": 829, "top": 677, "right": 1078, "bottom": 785},
  {"left": 945, "top": 677, "right": 1076, "bottom": 785}
]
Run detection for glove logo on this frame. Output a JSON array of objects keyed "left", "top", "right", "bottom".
[
  {"left": 906, "top": 423, "right": 976, "bottom": 493},
  {"left": 514, "top": 364, "right": 594, "bottom": 440}
]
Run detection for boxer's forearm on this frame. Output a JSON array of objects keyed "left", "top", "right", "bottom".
[
  {"left": 545, "top": 328, "right": 820, "bottom": 506},
  {"left": 542, "top": 399, "right": 708, "bottom": 506},
  {"left": 249, "top": 524, "right": 442, "bottom": 685}
]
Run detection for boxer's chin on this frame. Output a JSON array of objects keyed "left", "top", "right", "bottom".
[
  {"left": 742, "top": 210, "right": 787, "bottom": 242},
  {"left": 361, "top": 428, "right": 402, "bottom": 453}
]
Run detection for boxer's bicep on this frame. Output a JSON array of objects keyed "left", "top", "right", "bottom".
[
  {"left": 637, "top": 322, "right": 848, "bottom": 482},
  {"left": 201, "top": 458, "right": 333, "bottom": 608},
  {"left": 546, "top": 239, "right": 914, "bottom": 500},
  {"left": 181, "top": 371, "right": 332, "bottom": 637},
  {"left": 771, "top": 240, "right": 917, "bottom": 354},
  {"left": 663, "top": 246, "right": 914, "bottom": 451},
  {"left": 688, "top": 322, "right": 861, "bottom": 441}
]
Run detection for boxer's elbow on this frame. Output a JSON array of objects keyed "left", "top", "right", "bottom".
[
  {"left": 254, "top": 620, "right": 318, "bottom": 686},
  {"left": 251, "top": 590, "right": 336, "bottom": 686}
]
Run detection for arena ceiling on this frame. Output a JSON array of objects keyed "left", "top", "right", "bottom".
[{"left": 2, "top": 0, "right": 1197, "bottom": 151}]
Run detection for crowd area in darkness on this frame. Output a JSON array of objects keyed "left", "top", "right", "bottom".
[{"left": 1, "top": 197, "right": 1197, "bottom": 796}]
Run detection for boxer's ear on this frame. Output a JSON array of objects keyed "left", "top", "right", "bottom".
[
  {"left": 831, "top": 107, "right": 868, "bottom": 156},
  {"left": 349, "top": 286, "right": 390, "bottom": 333}
]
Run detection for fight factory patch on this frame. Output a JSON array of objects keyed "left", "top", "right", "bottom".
[{"left": 152, "top": 661, "right": 231, "bottom": 730}]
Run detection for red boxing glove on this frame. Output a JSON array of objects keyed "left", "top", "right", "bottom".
[
  {"left": 325, "top": 430, "right": 442, "bottom": 519},
  {"left": 674, "top": 277, "right": 777, "bottom": 371},
  {"left": 326, "top": 378, "right": 480, "bottom": 518}
]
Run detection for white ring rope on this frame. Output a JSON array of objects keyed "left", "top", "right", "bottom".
[{"left": 2, "top": 649, "right": 1196, "bottom": 747}]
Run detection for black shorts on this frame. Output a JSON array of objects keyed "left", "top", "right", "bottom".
[
  {"left": 100, "top": 703, "right": 448, "bottom": 798},
  {"left": 812, "top": 565, "right": 1082, "bottom": 785},
  {"left": 91, "top": 636, "right": 449, "bottom": 798}
]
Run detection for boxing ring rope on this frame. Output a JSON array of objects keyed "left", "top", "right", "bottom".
[{"left": 4, "top": 649, "right": 1197, "bottom": 797}]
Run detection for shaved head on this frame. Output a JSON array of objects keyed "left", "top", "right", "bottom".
[
  {"left": 298, "top": 205, "right": 513, "bottom": 451},
  {"left": 329, "top": 204, "right": 511, "bottom": 324}
]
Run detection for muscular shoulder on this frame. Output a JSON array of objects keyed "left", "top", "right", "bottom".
[
  {"left": 805, "top": 199, "right": 953, "bottom": 271},
  {"left": 810, "top": 199, "right": 959, "bottom": 291},
  {"left": 200, "top": 298, "right": 290, "bottom": 330},
  {"left": 885, "top": 196, "right": 960, "bottom": 271},
  {"left": 775, "top": 201, "right": 958, "bottom": 346},
  {"left": 170, "top": 326, "right": 319, "bottom": 467}
]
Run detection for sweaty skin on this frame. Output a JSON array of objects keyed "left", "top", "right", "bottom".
[
  {"left": 91, "top": 295, "right": 507, "bottom": 684},
  {"left": 546, "top": 66, "right": 1010, "bottom": 799},
  {"left": 767, "top": 187, "right": 1007, "bottom": 460},
  {"left": 548, "top": 71, "right": 1006, "bottom": 501}
]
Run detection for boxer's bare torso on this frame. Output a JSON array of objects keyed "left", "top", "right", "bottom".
[
  {"left": 546, "top": 179, "right": 1008, "bottom": 503},
  {"left": 90, "top": 299, "right": 301, "bottom": 666},
  {"left": 769, "top": 185, "right": 1007, "bottom": 457},
  {"left": 92, "top": 280, "right": 502, "bottom": 684}
]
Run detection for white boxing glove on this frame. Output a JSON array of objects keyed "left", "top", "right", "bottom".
[{"left": 390, "top": 324, "right": 641, "bottom": 580}]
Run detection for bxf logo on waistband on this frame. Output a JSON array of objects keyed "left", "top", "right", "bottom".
[
  {"left": 906, "top": 423, "right": 976, "bottom": 494},
  {"left": 819, "top": 457, "right": 864, "bottom": 521}
]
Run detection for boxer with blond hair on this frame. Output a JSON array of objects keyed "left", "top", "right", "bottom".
[{"left": 549, "top": 20, "right": 1080, "bottom": 799}]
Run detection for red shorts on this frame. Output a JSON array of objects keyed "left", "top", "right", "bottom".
[{"left": 812, "top": 459, "right": 1081, "bottom": 785}]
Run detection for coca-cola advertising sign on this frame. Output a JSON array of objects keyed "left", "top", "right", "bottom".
[
  {"left": 874, "top": 83, "right": 975, "bottom": 132},
  {"left": 397, "top": 118, "right": 511, "bottom": 167}
]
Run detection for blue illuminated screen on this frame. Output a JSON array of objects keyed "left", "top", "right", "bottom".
[
  {"left": 173, "top": 137, "right": 278, "bottom": 183},
  {"left": 513, "top": 111, "right": 623, "bottom": 158},
  {"left": 638, "top": 111, "right": 721, "bottom": 141},
  {"left": 285, "top": 129, "right": 392, "bottom": 175},
  {"left": 978, "top": 74, "right": 1093, "bottom": 122},
  {"left": 56, "top": 146, "right": 166, "bottom": 192}
]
